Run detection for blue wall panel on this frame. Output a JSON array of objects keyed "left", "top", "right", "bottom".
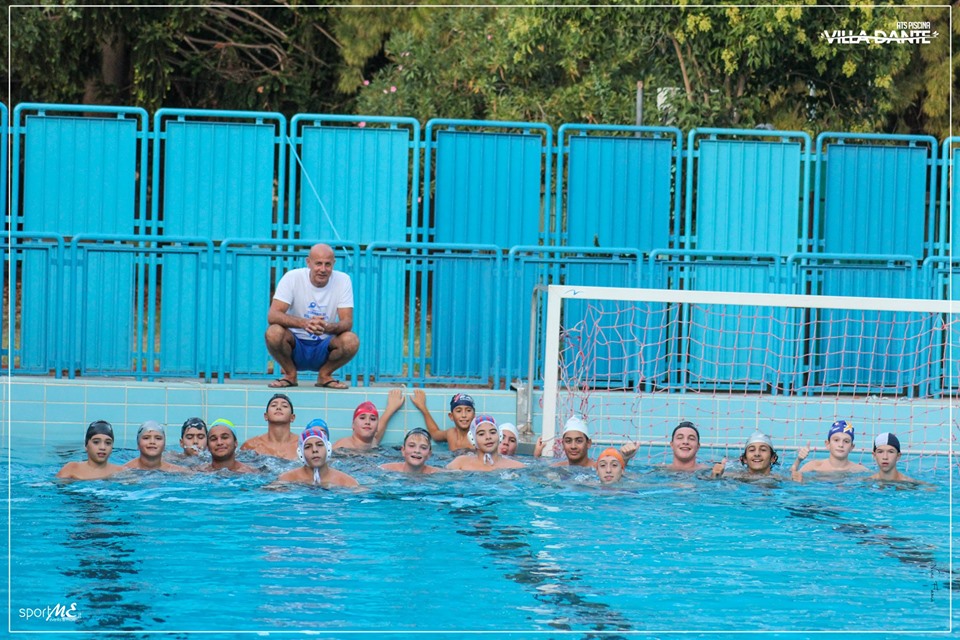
[
  {"left": 73, "top": 249, "right": 136, "bottom": 374},
  {"left": 562, "top": 127, "right": 677, "bottom": 251},
  {"left": 293, "top": 118, "right": 416, "bottom": 243},
  {"left": 157, "top": 244, "right": 214, "bottom": 378},
  {"left": 1, "top": 103, "right": 7, "bottom": 229},
  {"left": 358, "top": 247, "right": 409, "bottom": 382},
  {"left": 819, "top": 140, "right": 933, "bottom": 258},
  {"left": 690, "top": 134, "right": 806, "bottom": 254},
  {"left": 429, "top": 123, "right": 547, "bottom": 246},
  {"left": 156, "top": 112, "right": 283, "bottom": 240},
  {"left": 429, "top": 248, "right": 501, "bottom": 383},
  {"left": 21, "top": 115, "right": 139, "bottom": 235},
  {"left": 806, "top": 264, "right": 922, "bottom": 394}
]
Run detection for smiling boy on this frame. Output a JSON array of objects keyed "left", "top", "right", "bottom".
[
  {"left": 412, "top": 390, "right": 476, "bottom": 451},
  {"left": 201, "top": 419, "right": 256, "bottom": 474},
  {"left": 792, "top": 420, "right": 869, "bottom": 477},
  {"left": 380, "top": 428, "right": 442, "bottom": 474},
  {"left": 333, "top": 389, "right": 404, "bottom": 451},
  {"left": 447, "top": 415, "right": 524, "bottom": 471},
  {"left": 56, "top": 420, "right": 124, "bottom": 480},
  {"left": 124, "top": 421, "right": 189, "bottom": 472},
  {"left": 663, "top": 421, "right": 708, "bottom": 471}
]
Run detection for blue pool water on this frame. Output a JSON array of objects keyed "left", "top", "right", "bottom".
[{"left": 4, "top": 444, "right": 955, "bottom": 638}]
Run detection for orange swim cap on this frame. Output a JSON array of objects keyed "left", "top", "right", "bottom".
[{"left": 598, "top": 447, "right": 625, "bottom": 467}]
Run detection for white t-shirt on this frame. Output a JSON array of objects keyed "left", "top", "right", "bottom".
[{"left": 273, "top": 269, "right": 354, "bottom": 341}]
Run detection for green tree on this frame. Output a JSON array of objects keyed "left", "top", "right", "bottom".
[
  {"left": 353, "top": 2, "right": 939, "bottom": 136},
  {"left": 4, "top": 2, "right": 345, "bottom": 114}
]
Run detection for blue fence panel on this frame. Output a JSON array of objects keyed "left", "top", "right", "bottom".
[
  {"left": 1, "top": 103, "right": 7, "bottom": 229},
  {"left": 952, "top": 143, "right": 960, "bottom": 256},
  {"left": 154, "top": 109, "right": 285, "bottom": 240},
  {"left": 13, "top": 104, "right": 147, "bottom": 235},
  {"left": 815, "top": 133, "right": 937, "bottom": 259},
  {"left": 920, "top": 257, "right": 958, "bottom": 396},
  {"left": 686, "top": 128, "right": 810, "bottom": 256},
  {"left": 507, "top": 247, "right": 660, "bottom": 390},
  {"left": 2, "top": 233, "right": 65, "bottom": 375},
  {"left": 652, "top": 250, "right": 796, "bottom": 393},
  {"left": 67, "top": 237, "right": 142, "bottom": 377},
  {"left": 425, "top": 245, "right": 503, "bottom": 385},
  {"left": 559, "top": 125, "right": 680, "bottom": 250},
  {"left": 791, "top": 254, "right": 924, "bottom": 395},
  {"left": 154, "top": 239, "right": 216, "bottom": 379},
  {"left": 290, "top": 115, "right": 419, "bottom": 243},
  {"left": 424, "top": 119, "right": 550, "bottom": 246},
  {"left": 934, "top": 137, "right": 959, "bottom": 257},
  {"left": 362, "top": 244, "right": 428, "bottom": 384},
  {"left": 219, "top": 240, "right": 361, "bottom": 383}
]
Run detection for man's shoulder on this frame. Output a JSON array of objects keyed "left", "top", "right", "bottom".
[{"left": 242, "top": 434, "right": 267, "bottom": 447}]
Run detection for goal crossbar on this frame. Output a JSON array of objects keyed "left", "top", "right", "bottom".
[{"left": 541, "top": 285, "right": 957, "bottom": 449}]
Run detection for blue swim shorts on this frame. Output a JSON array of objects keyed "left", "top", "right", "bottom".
[{"left": 292, "top": 335, "right": 333, "bottom": 371}]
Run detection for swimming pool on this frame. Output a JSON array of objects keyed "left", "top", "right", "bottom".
[{"left": 6, "top": 445, "right": 954, "bottom": 638}]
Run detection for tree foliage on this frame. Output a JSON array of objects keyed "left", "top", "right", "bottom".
[
  {"left": 5, "top": 2, "right": 344, "bottom": 113},
  {"left": 2, "top": 2, "right": 954, "bottom": 137}
]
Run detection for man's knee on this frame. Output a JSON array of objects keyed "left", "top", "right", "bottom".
[
  {"left": 333, "top": 331, "right": 360, "bottom": 356},
  {"left": 265, "top": 324, "right": 292, "bottom": 349}
]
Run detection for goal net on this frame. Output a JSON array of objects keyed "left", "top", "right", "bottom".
[{"left": 540, "top": 285, "right": 956, "bottom": 473}]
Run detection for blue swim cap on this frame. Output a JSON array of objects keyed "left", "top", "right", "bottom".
[
  {"left": 828, "top": 420, "right": 854, "bottom": 442},
  {"left": 305, "top": 418, "right": 330, "bottom": 439}
]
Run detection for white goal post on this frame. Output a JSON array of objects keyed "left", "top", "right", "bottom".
[{"left": 540, "top": 285, "right": 956, "bottom": 463}]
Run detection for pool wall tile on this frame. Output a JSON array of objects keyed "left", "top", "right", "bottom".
[{"left": 6, "top": 378, "right": 952, "bottom": 467}]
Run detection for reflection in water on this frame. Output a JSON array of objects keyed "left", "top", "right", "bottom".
[
  {"left": 448, "top": 497, "right": 634, "bottom": 637},
  {"left": 57, "top": 486, "right": 152, "bottom": 630}
]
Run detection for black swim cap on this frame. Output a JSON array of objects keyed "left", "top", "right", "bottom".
[
  {"left": 671, "top": 421, "right": 700, "bottom": 441},
  {"left": 267, "top": 393, "right": 294, "bottom": 413},
  {"left": 85, "top": 420, "right": 114, "bottom": 444},
  {"left": 181, "top": 417, "right": 208, "bottom": 438},
  {"left": 403, "top": 427, "right": 432, "bottom": 445}
]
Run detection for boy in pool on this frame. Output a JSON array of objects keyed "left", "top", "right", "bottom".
[
  {"left": 124, "top": 421, "right": 189, "bottom": 472},
  {"left": 868, "top": 432, "right": 918, "bottom": 483},
  {"left": 534, "top": 416, "right": 638, "bottom": 467},
  {"left": 380, "top": 428, "right": 442, "bottom": 474},
  {"left": 663, "top": 421, "right": 708, "bottom": 471},
  {"left": 791, "top": 420, "right": 869, "bottom": 478},
  {"left": 201, "top": 419, "right": 256, "bottom": 474},
  {"left": 596, "top": 448, "right": 626, "bottom": 484},
  {"left": 333, "top": 388, "right": 405, "bottom": 451},
  {"left": 278, "top": 422, "right": 358, "bottom": 488},
  {"left": 241, "top": 393, "right": 299, "bottom": 460},
  {"left": 713, "top": 431, "right": 780, "bottom": 478},
  {"left": 56, "top": 420, "right": 124, "bottom": 480},
  {"left": 447, "top": 415, "right": 525, "bottom": 471},
  {"left": 499, "top": 422, "right": 519, "bottom": 456},
  {"left": 411, "top": 389, "right": 475, "bottom": 451},
  {"left": 179, "top": 417, "right": 208, "bottom": 456}
]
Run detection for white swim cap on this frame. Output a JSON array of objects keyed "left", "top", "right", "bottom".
[
  {"left": 499, "top": 423, "right": 519, "bottom": 438},
  {"left": 562, "top": 416, "right": 590, "bottom": 439}
]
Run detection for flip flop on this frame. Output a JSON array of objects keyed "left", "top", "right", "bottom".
[
  {"left": 316, "top": 379, "right": 349, "bottom": 389},
  {"left": 268, "top": 378, "right": 298, "bottom": 388}
]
